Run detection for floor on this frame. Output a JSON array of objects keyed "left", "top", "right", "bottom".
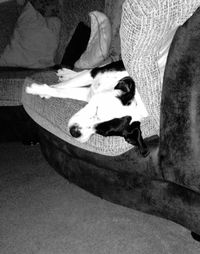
[{"left": 0, "top": 142, "right": 200, "bottom": 254}]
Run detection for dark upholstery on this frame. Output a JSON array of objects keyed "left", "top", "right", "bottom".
[
  {"left": 0, "top": 106, "right": 38, "bottom": 144},
  {"left": 34, "top": 7, "right": 200, "bottom": 236},
  {"left": 160, "top": 7, "right": 200, "bottom": 193},
  {"left": 39, "top": 127, "right": 200, "bottom": 234},
  {"left": 0, "top": 0, "right": 23, "bottom": 56}
]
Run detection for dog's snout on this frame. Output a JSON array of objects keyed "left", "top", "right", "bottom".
[{"left": 69, "top": 125, "right": 82, "bottom": 138}]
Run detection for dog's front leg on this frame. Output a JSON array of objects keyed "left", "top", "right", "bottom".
[
  {"left": 26, "top": 83, "right": 54, "bottom": 99},
  {"left": 26, "top": 82, "right": 91, "bottom": 102}
]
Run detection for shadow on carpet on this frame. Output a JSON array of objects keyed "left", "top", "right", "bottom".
[{"left": 0, "top": 142, "right": 199, "bottom": 254}]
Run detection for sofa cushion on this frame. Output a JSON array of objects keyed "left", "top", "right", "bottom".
[{"left": 0, "top": 2, "right": 61, "bottom": 69}]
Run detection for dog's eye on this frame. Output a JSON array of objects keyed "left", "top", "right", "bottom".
[
  {"left": 89, "top": 106, "right": 100, "bottom": 121},
  {"left": 95, "top": 106, "right": 98, "bottom": 116}
]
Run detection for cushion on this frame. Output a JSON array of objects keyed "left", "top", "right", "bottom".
[
  {"left": 0, "top": 0, "right": 23, "bottom": 56},
  {"left": 60, "top": 22, "right": 91, "bottom": 69},
  {"left": 120, "top": 0, "right": 200, "bottom": 138},
  {"left": 74, "top": 11, "right": 112, "bottom": 69},
  {"left": 0, "top": 2, "right": 61, "bottom": 69}
]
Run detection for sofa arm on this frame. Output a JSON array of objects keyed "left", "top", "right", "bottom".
[
  {"left": 159, "top": 7, "right": 200, "bottom": 193},
  {"left": 120, "top": 0, "right": 200, "bottom": 138}
]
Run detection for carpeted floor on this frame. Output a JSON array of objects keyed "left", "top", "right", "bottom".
[{"left": 0, "top": 142, "right": 199, "bottom": 254}]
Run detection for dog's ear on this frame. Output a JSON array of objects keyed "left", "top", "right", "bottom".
[
  {"left": 95, "top": 116, "right": 132, "bottom": 137},
  {"left": 123, "top": 121, "right": 149, "bottom": 157},
  {"left": 95, "top": 117, "right": 149, "bottom": 157},
  {"left": 114, "top": 76, "right": 135, "bottom": 105}
]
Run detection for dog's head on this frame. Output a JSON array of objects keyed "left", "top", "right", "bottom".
[{"left": 68, "top": 76, "right": 148, "bottom": 155}]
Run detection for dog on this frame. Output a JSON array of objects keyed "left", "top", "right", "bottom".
[{"left": 26, "top": 60, "right": 149, "bottom": 156}]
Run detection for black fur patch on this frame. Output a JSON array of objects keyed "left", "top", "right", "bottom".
[
  {"left": 123, "top": 121, "right": 149, "bottom": 157},
  {"left": 115, "top": 76, "right": 135, "bottom": 105},
  {"left": 95, "top": 116, "right": 132, "bottom": 136},
  {"left": 95, "top": 116, "right": 149, "bottom": 157},
  {"left": 91, "top": 60, "right": 125, "bottom": 78}
]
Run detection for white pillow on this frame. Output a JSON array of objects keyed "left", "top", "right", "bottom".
[
  {"left": 0, "top": 2, "right": 61, "bottom": 68},
  {"left": 74, "top": 11, "right": 111, "bottom": 69}
]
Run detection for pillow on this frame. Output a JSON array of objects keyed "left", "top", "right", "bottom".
[
  {"left": 61, "top": 22, "right": 91, "bottom": 69},
  {"left": 74, "top": 11, "right": 112, "bottom": 69},
  {"left": 0, "top": 2, "right": 61, "bottom": 69}
]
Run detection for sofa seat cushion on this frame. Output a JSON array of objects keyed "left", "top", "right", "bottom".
[{"left": 21, "top": 71, "right": 155, "bottom": 156}]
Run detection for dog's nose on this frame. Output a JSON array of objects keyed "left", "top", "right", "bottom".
[{"left": 69, "top": 125, "right": 82, "bottom": 138}]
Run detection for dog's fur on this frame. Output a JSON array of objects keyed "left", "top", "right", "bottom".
[{"left": 26, "top": 60, "right": 149, "bottom": 156}]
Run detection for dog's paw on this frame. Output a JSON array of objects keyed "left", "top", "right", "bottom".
[
  {"left": 26, "top": 83, "right": 52, "bottom": 99},
  {"left": 57, "top": 68, "right": 68, "bottom": 78},
  {"left": 56, "top": 68, "right": 76, "bottom": 82}
]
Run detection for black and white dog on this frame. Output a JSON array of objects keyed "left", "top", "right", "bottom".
[{"left": 26, "top": 61, "right": 149, "bottom": 156}]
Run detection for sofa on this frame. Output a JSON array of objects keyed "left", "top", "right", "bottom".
[{"left": 3, "top": 0, "right": 200, "bottom": 242}]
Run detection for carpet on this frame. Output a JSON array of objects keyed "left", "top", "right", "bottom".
[{"left": 0, "top": 142, "right": 199, "bottom": 254}]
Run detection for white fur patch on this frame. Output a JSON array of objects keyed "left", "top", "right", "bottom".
[{"left": 88, "top": 70, "right": 129, "bottom": 100}]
